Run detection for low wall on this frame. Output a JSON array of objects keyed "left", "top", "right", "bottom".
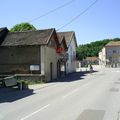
[
  {"left": 15, "top": 74, "right": 47, "bottom": 83},
  {"left": 0, "top": 74, "right": 47, "bottom": 86}
]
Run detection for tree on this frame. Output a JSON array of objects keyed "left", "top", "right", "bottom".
[{"left": 10, "top": 22, "right": 36, "bottom": 32}]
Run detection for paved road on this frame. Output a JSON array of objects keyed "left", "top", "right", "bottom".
[{"left": 0, "top": 68, "right": 120, "bottom": 120}]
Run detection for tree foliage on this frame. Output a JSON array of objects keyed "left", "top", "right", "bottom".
[
  {"left": 76, "top": 38, "right": 120, "bottom": 61},
  {"left": 10, "top": 22, "right": 36, "bottom": 32}
]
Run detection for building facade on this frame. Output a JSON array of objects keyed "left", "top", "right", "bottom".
[
  {"left": 99, "top": 47, "right": 106, "bottom": 66},
  {"left": 57, "top": 31, "right": 77, "bottom": 74},
  {"left": 0, "top": 28, "right": 59, "bottom": 81},
  {"left": 99, "top": 41, "right": 120, "bottom": 67},
  {"left": 56, "top": 35, "right": 68, "bottom": 77},
  {"left": 0, "top": 28, "right": 78, "bottom": 81}
]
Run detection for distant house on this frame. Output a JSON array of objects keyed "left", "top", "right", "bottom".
[
  {"left": 57, "top": 31, "right": 77, "bottom": 73},
  {"left": 99, "top": 41, "right": 120, "bottom": 67},
  {"left": 0, "top": 28, "right": 60, "bottom": 81},
  {"left": 85, "top": 57, "right": 99, "bottom": 65},
  {"left": 99, "top": 47, "right": 106, "bottom": 66}
]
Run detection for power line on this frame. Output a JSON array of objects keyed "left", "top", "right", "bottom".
[
  {"left": 28, "top": 0, "right": 76, "bottom": 23},
  {"left": 57, "top": 0, "right": 99, "bottom": 31}
]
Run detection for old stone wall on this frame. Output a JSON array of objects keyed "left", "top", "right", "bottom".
[{"left": 0, "top": 46, "right": 41, "bottom": 74}]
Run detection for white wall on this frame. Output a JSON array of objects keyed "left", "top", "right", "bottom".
[
  {"left": 66, "top": 37, "right": 76, "bottom": 73},
  {"left": 99, "top": 47, "right": 106, "bottom": 66},
  {"left": 41, "top": 46, "right": 57, "bottom": 81}
]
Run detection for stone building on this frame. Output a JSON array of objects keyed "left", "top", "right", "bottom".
[
  {"left": 0, "top": 28, "right": 59, "bottom": 81},
  {"left": 0, "top": 28, "right": 78, "bottom": 81}
]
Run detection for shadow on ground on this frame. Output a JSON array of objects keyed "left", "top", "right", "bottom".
[
  {"left": 0, "top": 88, "right": 34, "bottom": 103},
  {"left": 50, "top": 70, "right": 98, "bottom": 83},
  {"left": 0, "top": 70, "right": 98, "bottom": 103}
]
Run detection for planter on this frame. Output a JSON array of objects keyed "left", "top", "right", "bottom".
[
  {"left": 18, "top": 82, "right": 22, "bottom": 90},
  {"left": 17, "top": 80, "right": 28, "bottom": 90},
  {"left": 22, "top": 82, "right": 28, "bottom": 90}
]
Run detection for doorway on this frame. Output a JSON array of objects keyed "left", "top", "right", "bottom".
[
  {"left": 57, "top": 61, "right": 61, "bottom": 78},
  {"left": 50, "top": 62, "right": 53, "bottom": 80}
]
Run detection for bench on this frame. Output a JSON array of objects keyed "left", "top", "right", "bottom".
[{"left": 3, "top": 76, "right": 18, "bottom": 87}]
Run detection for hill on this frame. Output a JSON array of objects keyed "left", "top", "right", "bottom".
[{"left": 76, "top": 38, "right": 120, "bottom": 61}]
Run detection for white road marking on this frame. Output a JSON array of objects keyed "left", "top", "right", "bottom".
[
  {"left": 20, "top": 104, "right": 50, "bottom": 120},
  {"left": 62, "top": 81, "right": 93, "bottom": 99},
  {"left": 62, "top": 88, "right": 79, "bottom": 99}
]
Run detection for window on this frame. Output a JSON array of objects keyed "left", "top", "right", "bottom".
[
  {"left": 113, "top": 50, "right": 117, "bottom": 54},
  {"left": 108, "top": 50, "right": 112, "bottom": 54}
]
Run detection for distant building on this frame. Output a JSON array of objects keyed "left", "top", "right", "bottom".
[
  {"left": 85, "top": 56, "right": 99, "bottom": 65},
  {"left": 99, "top": 47, "right": 106, "bottom": 66},
  {"left": 99, "top": 41, "right": 120, "bottom": 67}
]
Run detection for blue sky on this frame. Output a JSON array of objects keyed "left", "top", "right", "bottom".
[{"left": 1, "top": 0, "right": 120, "bottom": 44}]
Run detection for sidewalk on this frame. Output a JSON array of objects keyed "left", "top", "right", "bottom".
[
  {"left": 0, "top": 83, "right": 52, "bottom": 95},
  {"left": 0, "top": 71, "right": 96, "bottom": 94},
  {"left": 28, "top": 82, "right": 55, "bottom": 91}
]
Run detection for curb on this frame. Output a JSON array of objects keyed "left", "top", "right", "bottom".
[{"left": 29, "top": 83, "right": 56, "bottom": 91}]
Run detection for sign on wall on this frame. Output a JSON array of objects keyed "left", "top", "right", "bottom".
[
  {"left": 30, "top": 65, "right": 40, "bottom": 71},
  {"left": 56, "top": 47, "right": 63, "bottom": 53}
]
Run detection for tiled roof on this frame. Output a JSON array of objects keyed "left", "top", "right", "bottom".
[
  {"left": 86, "top": 57, "right": 98, "bottom": 61},
  {"left": 57, "top": 31, "right": 77, "bottom": 47},
  {"left": 57, "top": 34, "right": 64, "bottom": 44},
  {"left": 1, "top": 28, "right": 55, "bottom": 46},
  {"left": 57, "top": 34, "right": 67, "bottom": 50},
  {"left": 105, "top": 41, "right": 120, "bottom": 47}
]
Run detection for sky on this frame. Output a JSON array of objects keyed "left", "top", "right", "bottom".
[{"left": 0, "top": 0, "right": 120, "bottom": 45}]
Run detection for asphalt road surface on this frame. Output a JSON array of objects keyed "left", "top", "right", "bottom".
[{"left": 0, "top": 68, "right": 120, "bottom": 120}]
